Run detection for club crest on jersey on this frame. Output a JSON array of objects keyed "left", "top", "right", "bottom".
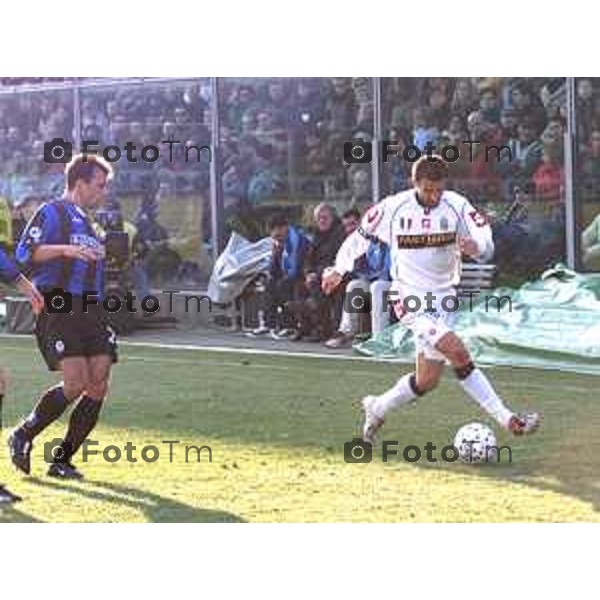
[
  {"left": 28, "top": 226, "right": 42, "bottom": 241},
  {"left": 399, "top": 217, "right": 412, "bottom": 230},
  {"left": 440, "top": 216, "right": 449, "bottom": 231},
  {"left": 422, "top": 218, "right": 431, "bottom": 229}
]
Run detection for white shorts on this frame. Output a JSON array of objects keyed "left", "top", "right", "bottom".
[{"left": 392, "top": 288, "right": 458, "bottom": 362}]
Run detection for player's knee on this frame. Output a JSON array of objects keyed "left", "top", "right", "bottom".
[
  {"left": 63, "top": 379, "right": 87, "bottom": 402},
  {"left": 85, "top": 378, "right": 108, "bottom": 401},
  {"left": 454, "top": 360, "right": 476, "bottom": 380},
  {"left": 414, "top": 372, "right": 440, "bottom": 393}
]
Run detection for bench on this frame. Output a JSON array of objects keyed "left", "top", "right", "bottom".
[{"left": 457, "top": 263, "right": 497, "bottom": 298}]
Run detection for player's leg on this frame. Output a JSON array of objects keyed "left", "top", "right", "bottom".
[
  {"left": 0, "top": 367, "right": 22, "bottom": 503},
  {"left": 51, "top": 354, "right": 112, "bottom": 478},
  {"left": 360, "top": 352, "right": 444, "bottom": 444},
  {"left": 9, "top": 357, "right": 88, "bottom": 474},
  {"left": 435, "top": 332, "right": 540, "bottom": 434},
  {"left": 48, "top": 312, "right": 117, "bottom": 478}
]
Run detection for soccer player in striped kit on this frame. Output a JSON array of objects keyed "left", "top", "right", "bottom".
[{"left": 9, "top": 154, "right": 118, "bottom": 479}]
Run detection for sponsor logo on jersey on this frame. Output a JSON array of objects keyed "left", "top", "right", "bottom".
[{"left": 396, "top": 232, "right": 457, "bottom": 248}]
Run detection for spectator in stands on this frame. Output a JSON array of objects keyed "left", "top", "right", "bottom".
[
  {"left": 533, "top": 146, "right": 564, "bottom": 201},
  {"left": 249, "top": 214, "right": 309, "bottom": 339},
  {"left": 499, "top": 108, "right": 519, "bottom": 140},
  {"left": 580, "top": 129, "right": 600, "bottom": 197},
  {"left": 325, "top": 78, "right": 356, "bottom": 135},
  {"left": 412, "top": 107, "right": 439, "bottom": 151},
  {"left": 450, "top": 79, "right": 479, "bottom": 117},
  {"left": 480, "top": 88, "right": 500, "bottom": 124},
  {"left": 509, "top": 81, "right": 546, "bottom": 133},
  {"left": 428, "top": 87, "right": 449, "bottom": 129},
  {"left": 460, "top": 110, "right": 502, "bottom": 197},
  {"left": 495, "top": 118, "right": 543, "bottom": 196},
  {"left": 577, "top": 79, "right": 595, "bottom": 140}
]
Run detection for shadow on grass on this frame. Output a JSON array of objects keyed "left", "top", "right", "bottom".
[
  {"left": 25, "top": 478, "right": 245, "bottom": 523},
  {"left": 0, "top": 501, "right": 45, "bottom": 523}
]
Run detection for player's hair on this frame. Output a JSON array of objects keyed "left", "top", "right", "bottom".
[
  {"left": 411, "top": 155, "right": 449, "bottom": 182},
  {"left": 65, "top": 154, "right": 114, "bottom": 191},
  {"left": 267, "top": 214, "right": 289, "bottom": 231},
  {"left": 342, "top": 208, "right": 361, "bottom": 221}
]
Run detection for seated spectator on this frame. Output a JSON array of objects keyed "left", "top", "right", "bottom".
[
  {"left": 532, "top": 146, "right": 564, "bottom": 201},
  {"left": 248, "top": 214, "right": 309, "bottom": 339},
  {"left": 287, "top": 203, "right": 345, "bottom": 341},
  {"left": 324, "top": 209, "right": 391, "bottom": 348}
]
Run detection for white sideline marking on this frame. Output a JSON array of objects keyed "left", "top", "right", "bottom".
[
  {"left": 0, "top": 333, "right": 596, "bottom": 390},
  {"left": 120, "top": 339, "right": 406, "bottom": 364}
]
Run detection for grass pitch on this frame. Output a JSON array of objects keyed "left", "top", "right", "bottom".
[{"left": 0, "top": 335, "right": 598, "bottom": 522}]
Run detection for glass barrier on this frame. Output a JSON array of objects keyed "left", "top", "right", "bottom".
[
  {"left": 79, "top": 78, "right": 213, "bottom": 289},
  {"left": 218, "top": 77, "right": 374, "bottom": 239}
]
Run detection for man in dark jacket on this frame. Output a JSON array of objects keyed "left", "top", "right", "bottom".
[{"left": 291, "top": 203, "right": 345, "bottom": 341}]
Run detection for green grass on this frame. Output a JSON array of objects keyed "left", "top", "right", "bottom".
[{"left": 0, "top": 336, "right": 598, "bottom": 522}]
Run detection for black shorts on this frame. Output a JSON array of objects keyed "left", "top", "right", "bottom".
[{"left": 35, "top": 296, "right": 119, "bottom": 371}]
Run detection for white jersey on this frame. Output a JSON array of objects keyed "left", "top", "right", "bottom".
[{"left": 335, "top": 188, "right": 494, "bottom": 294}]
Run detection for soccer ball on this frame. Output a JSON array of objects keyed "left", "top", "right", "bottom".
[{"left": 453, "top": 422, "right": 497, "bottom": 463}]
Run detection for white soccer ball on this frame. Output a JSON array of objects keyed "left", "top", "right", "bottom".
[{"left": 453, "top": 422, "right": 497, "bottom": 463}]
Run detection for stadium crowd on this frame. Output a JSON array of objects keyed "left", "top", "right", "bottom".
[{"left": 0, "top": 77, "right": 598, "bottom": 298}]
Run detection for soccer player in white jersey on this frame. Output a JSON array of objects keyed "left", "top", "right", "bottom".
[{"left": 322, "top": 155, "right": 540, "bottom": 444}]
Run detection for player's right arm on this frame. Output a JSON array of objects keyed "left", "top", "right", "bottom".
[
  {"left": 323, "top": 198, "right": 394, "bottom": 295},
  {"left": 16, "top": 203, "right": 98, "bottom": 266}
]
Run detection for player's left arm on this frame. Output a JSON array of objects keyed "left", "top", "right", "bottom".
[
  {"left": 0, "top": 247, "right": 44, "bottom": 314},
  {"left": 457, "top": 198, "right": 494, "bottom": 262}
]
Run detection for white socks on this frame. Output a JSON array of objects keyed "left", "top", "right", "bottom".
[
  {"left": 372, "top": 373, "right": 418, "bottom": 419},
  {"left": 459, "top": 368, "right": 513, "bottom": 428},
  {"left": 369, "top": 367, "right": 513, "bottom": 429}
]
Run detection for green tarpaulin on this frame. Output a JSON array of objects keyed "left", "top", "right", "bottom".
[{"left": 355, "top": 265, "right": 600, "bottom": 375}]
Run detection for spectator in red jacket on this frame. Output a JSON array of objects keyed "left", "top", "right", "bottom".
[{"left": 533, "top": 147, "right": 564, "bottom": 201}]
